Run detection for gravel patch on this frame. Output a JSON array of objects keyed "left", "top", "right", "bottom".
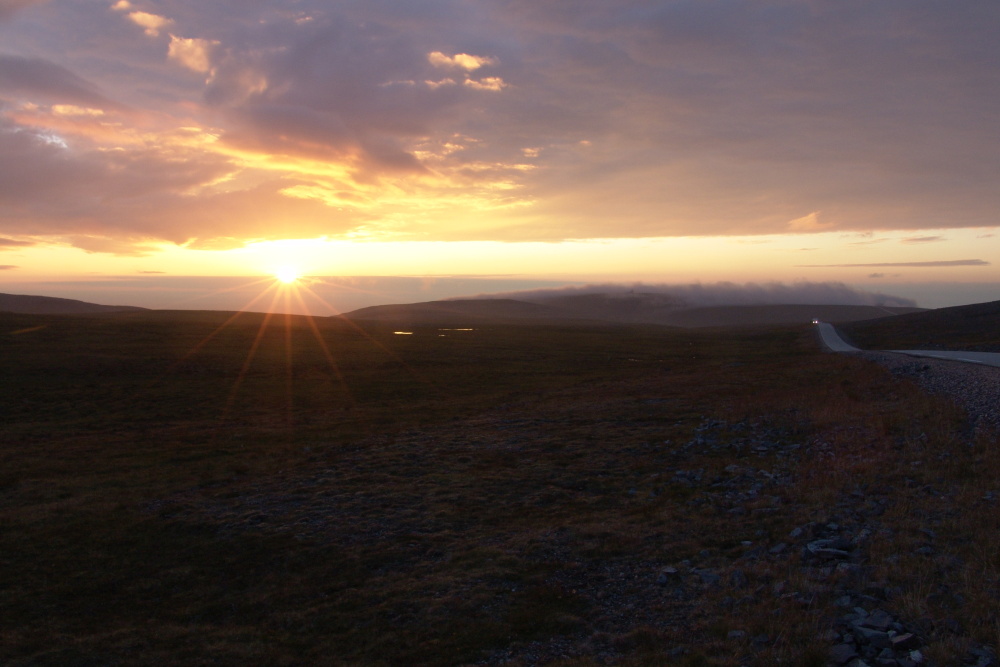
[{"left": 859, "top": 352, "right": 1000, "bottom": 434}]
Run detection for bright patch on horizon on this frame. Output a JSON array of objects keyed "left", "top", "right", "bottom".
[{"left": 275, "top": 267, "right": 300, "bottom": 284}]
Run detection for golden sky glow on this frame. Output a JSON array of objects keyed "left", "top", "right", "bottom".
[{"left": 0, "top": 1, "right": 997, "bottom": 310}]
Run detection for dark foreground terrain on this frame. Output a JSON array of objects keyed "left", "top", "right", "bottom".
[{"left": 1, "top": 309, "right": 998, "bottom": 666}]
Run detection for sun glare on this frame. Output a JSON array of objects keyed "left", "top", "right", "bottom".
[{"left": 275, "top": 267, "right": 300, "bottom": 284}]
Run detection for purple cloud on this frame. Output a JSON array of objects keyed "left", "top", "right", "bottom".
[
  {"left": 901, "top": 235, "right": 946, "bottom": 244},
  {"left": 0, "top": 55, "right": 119, "bottom": 109},
  {"left": 0, "top": 0, "right": 999, "bottom": 251},
  {"left": 0, "top": 0, "right": 47, "bottom": 21},
  {"left": 798, "top": 260, "right": 990, "bottom": 268}
]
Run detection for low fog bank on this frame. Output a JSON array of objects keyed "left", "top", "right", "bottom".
[{"left": 459, "top": 281, "right": 918, "bottom": 309}]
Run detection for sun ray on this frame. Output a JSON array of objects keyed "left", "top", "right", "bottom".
[
  {"left": 294, "top": 281, "right": 437, "bottom": 392},
  {"left": 220, "top": 286, "right": 284, "bottom": 423},
  {"left": 170, "top": 278, "right": 283, "bottom": 367},
  {"left": 289, "top": 286, "right": 362, "bottom": 415}
]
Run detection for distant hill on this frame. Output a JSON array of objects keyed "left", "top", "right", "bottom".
[
  {"left": 341, "top": 298, "right": 583, "bottom": 325},
  {"left": 653, "top": 304, "right": 922, "bottom": 328},
  {"left": 0, "top": 293, "right": 147, "bottom": 315},
  {"left": 343, "top": 295, "right": 924, "bottom": 328},
  {"left": 841, "top": 299, "right": 1000, "bottom": 352}
]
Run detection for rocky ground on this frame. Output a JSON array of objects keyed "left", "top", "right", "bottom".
[
  {"left": 151, "top": 349, "right": 1000, "bottom": 666},
  {"left": 861, "top": 352, "right": 1000, "bottom": 435}
]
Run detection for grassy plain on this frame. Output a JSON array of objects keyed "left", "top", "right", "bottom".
[{"left": 0, "top": 310, "right": 997, "bottom": 665}]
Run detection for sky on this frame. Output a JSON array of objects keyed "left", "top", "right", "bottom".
[{"left": 0, "top": 0, "right": 997, "bottom": 312}]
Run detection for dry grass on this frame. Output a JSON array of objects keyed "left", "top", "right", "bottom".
[{"left": 0, "top": 311, "right": 996, "bottom": 665}]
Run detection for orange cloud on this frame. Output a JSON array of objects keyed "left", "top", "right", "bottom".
[
  {"left": 787, "top": 211, "right": 833, "bottom": 232},
  {"left": 126, "top": 11, "right": 172, "bottom": 37},
  {"left": 168, "top": 35, "right": 218, "bottom": 73},
  {"left": 427, "top": 51, "right": 497, "bottom": 71},
  {"left": 464, "top": 77, "right": 507, "bottom": 92}
]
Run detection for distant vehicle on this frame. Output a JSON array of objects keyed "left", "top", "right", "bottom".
[{"left": 811, "top": 318, "right": 819, "bottom": 324}]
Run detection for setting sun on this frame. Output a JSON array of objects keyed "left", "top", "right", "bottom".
[{"left": 275, "top": 267, "right": 300, "bottom": 284}]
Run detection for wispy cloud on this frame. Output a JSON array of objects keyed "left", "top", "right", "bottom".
[
  {"left": 901, "top": 235, "right": 945, "bottom": 244},
  {"left": 798, "top": 260, "right": 990, "bottom": 268},
  {"left": 787, "top": 211, "right": 832, "bottom": 233},
  {"left": 0, "top": 237, "right": 34, "bottom": 248},
  {"left": 0, "top": 264, "right": 19, "bottom": 270}
]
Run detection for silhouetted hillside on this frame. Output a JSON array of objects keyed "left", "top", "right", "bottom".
[
  {"left": 842, "top": 299, "right": 1000, "bottom": 351},
  {"left": 345, "top": 296, "right": 923, "bottom": 328},
  {"left": 655, "top": 304, "right": 922, "bottom": 328},
  {"left": 342, "top": 298, "right": 582, "bottom": 325},
  {"left": 0, "top": 293, "right": 147, "bottom": 315}
]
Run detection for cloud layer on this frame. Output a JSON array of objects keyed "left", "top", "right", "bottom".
[
  {"left": 1, "top": 1, "right": 999, "bottom": 252},
  {"left": 470, "top": 281, "right": 918, "bottom": 308}
]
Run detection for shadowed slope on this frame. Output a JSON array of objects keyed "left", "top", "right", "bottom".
[
  {"left": 342, "top": 298, "right": 585, "bottom": 325},
  {"left": 842, "top": 299, "right": 1000, "bottom": 351},
  {"left": 345, "top": 297, "right": 923, "bottom": 328},
  {"left": 0, "top": 292, "right": 147, "bottom": 315}
]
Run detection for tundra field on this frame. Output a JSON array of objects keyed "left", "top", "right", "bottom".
[{"left": 1, "top": 309, "right": 998, "bottom": 666}]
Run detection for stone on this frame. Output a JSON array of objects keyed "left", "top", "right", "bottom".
[
  {"left": 890, "top": 633, "right": 919, "bottom": 650},
  {"left": 875, "top": 647, "right": 897, "bottom": 666},
  {"left": 727, "top": 630, "right": 746, "bottom": 640},
  {"left": 697, "top": 569, "right": 721, "bottom": 587},
  {"left": 657, "top": 567, "right": 679, "bottom": 585},
  {"left": 862, "top": 609, "right": 894, "bottom": 631},
  {"left": 837, "top": 562, "right": 861, "bottom": 576},
  {"left": 830, "top": 643, "right": 859, "bottom": 665},
  {"left": 853, "top": 626, "right": 891, "bottom": 649},
  {"left": 806, "top": 539, "right": 851, "bottom": 559}
]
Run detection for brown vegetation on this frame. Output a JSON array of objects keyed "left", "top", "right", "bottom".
[
  {"left": 842, "top": 300, "right": 1000, "bottom": 352},
  {"left": 343, "top": 298, "right": 925, "bottom": 329},
  {"left": 0, "top": 310, "right": 996, "bottom": 665}
]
